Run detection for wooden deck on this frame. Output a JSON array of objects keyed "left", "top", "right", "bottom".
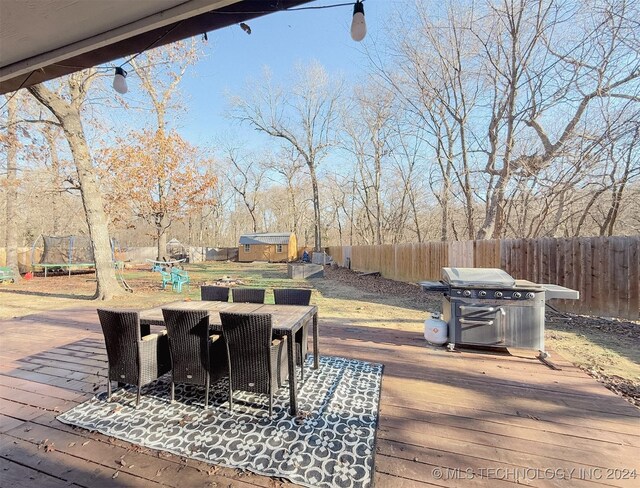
[{"left": 1, "top": 307, "right": 638, "bottom": 487}]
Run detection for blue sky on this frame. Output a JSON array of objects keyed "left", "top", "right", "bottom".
[{"left": 173, "top": 0, "right": 397, "bottom": 148}]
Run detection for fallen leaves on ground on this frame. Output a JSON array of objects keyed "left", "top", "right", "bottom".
[{"left": 37, "top": 439, "right": 55, "bottom": 452}]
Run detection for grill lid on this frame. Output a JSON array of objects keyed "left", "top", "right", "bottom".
[{"left": 442, "top": 267, "right": 516, "bottom": 288}]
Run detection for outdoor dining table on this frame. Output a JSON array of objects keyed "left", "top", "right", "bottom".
[{"left": 139, "top": 300, "right": 319, "bottom": 415}]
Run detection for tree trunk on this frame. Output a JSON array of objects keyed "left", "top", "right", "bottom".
[
  {"left": 604, "top": 127, "right": 638, "bottom": 236},
  {"left": 374, "top": 157, "right": 383, "bottom": 245},
  {"left": 156, "top": 216, "right": 168, "bottom": 260},
  {"left": 441, "top": 124, "right": 455, "bottom": 241},
  {"left": 477, "top": 175, "right": 507, "bottom": 239},
  {"left": 43, "top": 125, "right": 62, "bottom": 234},
  {"left": 308, "top": 162, "right": 322, "bottom": 251},
  {"left": 157, "top": 232, "right": 167, "bottom": 261},
  {"left": 65, "top": 120, "right": 121, "bottom": 299},
  {"left": 250, "top": 210, "right": 258, "bottom": 233},
  {"left": 4, "top": 96, "right": 21, "bottom": 281},
  {"left": 28, "top": 84, "right": 123, "bottom": 300},
  {"left": 289, "top": 188, "right": 298, "bottom": 235},
  {"left": 458, "top": 123, "right": 476, "bottom": 239}
]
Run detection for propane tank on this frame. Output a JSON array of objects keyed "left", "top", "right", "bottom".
[{"left": 424, "top": 312, "right": 448, "bottom": 345}]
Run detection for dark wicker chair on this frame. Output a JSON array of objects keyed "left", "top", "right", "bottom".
[
  {"left": 273, "top": 288, "right": 312, "bottom": 373},
  {"left": 97, "top": 309, "right": 171, "bottom": 406},
  {"left": 201, "top": 285, "right": 230, "bottom": 302},
  {"left": 161, "top": 308, "right": 228, "bottom": 408},
  {"left": 231, "top": 287, "right": 265, "bottom": 304},
  {"left": 219, "top": 312, "right": 288, "bottom": 416}
]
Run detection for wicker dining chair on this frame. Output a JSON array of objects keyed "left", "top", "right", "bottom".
[
  {"left": 219, "top": 312, "right": 288, "bottom": 417},
  {"left": 97, "top": 309, "right": 171, "bottom": 406},
  {"left": 201, "top": 285, "right": 230, "bottom": 302},
  {"left": 231, "top": 287, "right": 265, "bottom": 304},
  {"left": 162, "top": 308, "right": 228, "bottom": 408},
  {"left": 273, "top": 288, "right": 312, "bottom": 373}
]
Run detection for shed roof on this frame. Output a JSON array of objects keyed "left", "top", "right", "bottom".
[{"left": 239, "top": 233, "right": 293, "bottom": 245}]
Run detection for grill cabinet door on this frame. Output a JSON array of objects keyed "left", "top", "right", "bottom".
[{"left": 454, "top": 303, "right": 505, "bottom": 346}]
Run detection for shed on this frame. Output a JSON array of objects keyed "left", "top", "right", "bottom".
[{"left": 238, "top": 233, "right": 297, "bottom": 263}]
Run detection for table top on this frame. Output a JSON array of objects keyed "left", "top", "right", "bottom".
[{"left": 139, "top": 300, "right": 317, "bottom": 333}]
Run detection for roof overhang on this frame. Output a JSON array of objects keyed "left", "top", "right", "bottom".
[{"left": 0, "top": 0, "right": 314, "bottom": 94}]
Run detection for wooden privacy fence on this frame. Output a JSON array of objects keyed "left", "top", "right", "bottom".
[{"left": 327, "top": 236, "right": 639, "bottom": 320}]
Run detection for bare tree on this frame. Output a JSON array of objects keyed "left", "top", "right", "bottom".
[
  {"left": 392, "top": 117, "right": 429, "bottom": 242},
  {"left": 224, "top": 148, "right": 265, "bottom": 233},
  {"left": 197, "top": 178, "right": 235, "bottom": 246},
  {"left": 27, "top": 72, "right": 123, "bottom": 299},
  {"left": 230, "top": 62, "right": 344, "bottom": 251},
  {"left": 344, "top": 84, "right": 396, "bottom": 244},
  {"left": 371, "top": 2, "right": 479, "bottom": 239},
  {"left": 2, "top": 94, "right": 21, "bottom": 280},
  {"left": 376, "top": 0, "right": 640, "bottom": 240},
  {"left": 323, "top": 173, "right": 349, "bottom": 246},
  {"left": 265, "top": 148, "right": 307, "bottom": 237}
]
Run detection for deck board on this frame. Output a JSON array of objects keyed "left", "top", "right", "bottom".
[
  {"left": 0, "top": 456, "right": 75, "bottom": 488},
  {"left": 1, "top": 307, "right": 639, "bottom": 487}
]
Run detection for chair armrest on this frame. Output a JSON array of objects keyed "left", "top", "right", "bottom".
[{"left": 271, "top": 335, "right": 287, "bottom": 346}]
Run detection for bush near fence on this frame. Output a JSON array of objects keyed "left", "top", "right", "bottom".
[{"left": 327, "top": 236, "right": 639, "bottom": 320}]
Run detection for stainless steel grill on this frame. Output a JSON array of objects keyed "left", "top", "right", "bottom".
[{"left": 420, "top": 267, "right": 579, "bottom": 354}]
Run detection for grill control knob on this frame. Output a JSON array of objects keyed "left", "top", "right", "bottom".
[
  {"left": 494, "top": 291, "right": 503, "bottom": 298},
  {"left": 463, "top": 290, "right": 471, "bottom": 297},
  {"left": 513, "top": 292, "right": 521, "bottom": 299},
  {"left": 478, "top": 290, "right": 487, "bottom": 297},
  {"left": 525, "top": 292, "right": 535, "bottom": 299}
]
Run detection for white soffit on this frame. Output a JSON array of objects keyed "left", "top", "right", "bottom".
[{"left": 0, "top": 0, "right": 241, "bottom": 82}]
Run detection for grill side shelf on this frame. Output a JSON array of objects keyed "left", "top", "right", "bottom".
[
  {"left": 541, "top": 284, "right": 580, "bottom": 300},
  {"left": 419, "top": 281, "right": 449, "bottom": 292}
]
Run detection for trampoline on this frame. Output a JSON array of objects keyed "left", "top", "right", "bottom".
[{"left": 31, "top": 235, "right": 117, "bottom": 277}]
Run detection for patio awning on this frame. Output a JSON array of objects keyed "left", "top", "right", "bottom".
[{"left": 0, "top": 0, "right": 313, "bottom": 94}]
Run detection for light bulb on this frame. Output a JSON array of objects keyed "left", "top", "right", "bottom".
[
  {"left": 113, "top": 67, "right": 128, "bottom": 94},
  {"left": 350, "top": 1, "right": 366, "bottom": 42}
]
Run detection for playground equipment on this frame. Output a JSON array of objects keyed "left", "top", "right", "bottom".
[
  {"left": 146, "top": 258, "right": 186, "bottom": 271},
  {"left": 31, "top": 235, "right": 119, "bottom": 277},
  {"left": 167, "top": 238, "right": 189, "bottom": 262}
]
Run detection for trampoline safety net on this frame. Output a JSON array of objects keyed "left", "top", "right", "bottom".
[{"left": 40, "top": 236, "right": 95, "bottom": 264}]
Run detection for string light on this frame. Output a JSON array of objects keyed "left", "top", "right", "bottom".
[
  {"left": 2, "top": 1, "right": 369, "bottom": 100},
  {"left": 109, "top": 20, "right": 185, "bottom": 95},
  {"left": 112, "top": 67, "right": 128, "bottom": 94},
  {"left": 350, "top": 1, "right": 366, "bottom": 41},
  {"left": 109, "top": 2, "right": 368, "bottom": 94}
]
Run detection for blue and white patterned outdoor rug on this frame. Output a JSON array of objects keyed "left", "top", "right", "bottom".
[{"left": 57, "top": 355, "right": 382, "bottom": 488}]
